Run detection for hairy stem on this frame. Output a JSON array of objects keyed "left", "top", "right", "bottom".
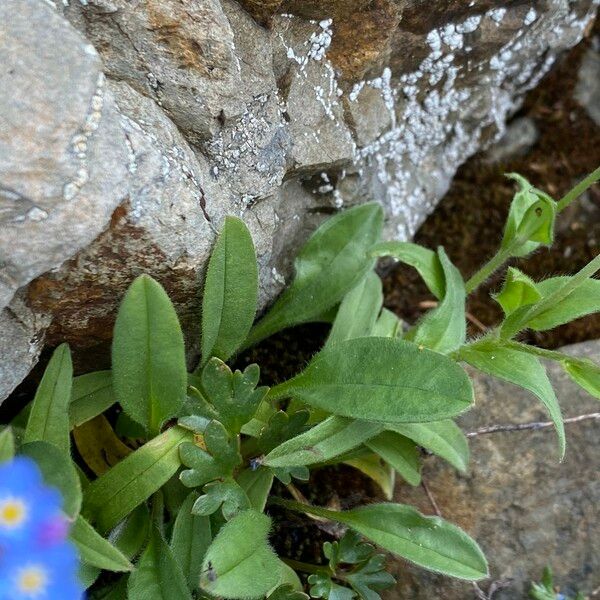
[{"left": 557, "top": 165, "right": 600, "bottom": 212}]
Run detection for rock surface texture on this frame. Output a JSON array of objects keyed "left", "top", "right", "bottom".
[
  {"left": 0, "top": 0, "right": 598, "bottom": 399},
  {"left": 386, "top": 341, "right": 600, "bottom": 599}
]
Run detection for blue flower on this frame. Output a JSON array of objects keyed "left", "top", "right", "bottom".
[{"left": 0, "top": 457, "right": 84, "bottom": 599}]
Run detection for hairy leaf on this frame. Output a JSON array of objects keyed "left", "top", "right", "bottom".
[
  {"left": 563, "top": 358, "right": 600, "bottom": 400},
  {"left": 493, "top": 267, "right": 541, "bottom": 317},
  {"left": 0, "top": 427, "right": 15, "bottom": 463},
  {"left": 69, "top": 371, "right": 115, "bottom": 429},
  {"left": 371, "top": 308, "right": 402, "bottom": 338},
  {"left": 112, "top": 275, "right": 187, "bottom": 434},
  {"left": 201, "top": 216, "right": 258, "bottom": 364},
  {"left": 237, "top": 467, "right": 274, "bottom": 512},
  {"left": 246, "top": 203, "right": 383, "bottom": 347},
  {"left": 193, "top": 480, "right": 250, "bottom": 520},
  {"left": 366, "top": 432, "right": 421, "bottom": 486},
  {"left": 269, "top": 338, "right": 473, "bottom": 424},
  {"left": 344, "top": 454, "right": 395, "bottom": 501}
]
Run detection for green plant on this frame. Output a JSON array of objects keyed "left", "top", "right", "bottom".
[
  {"left": 2, "top": 167, "right": 599, "bottom": 599},
  {"left": 530, "top": 566, "right": 585, "bottom": 600}
]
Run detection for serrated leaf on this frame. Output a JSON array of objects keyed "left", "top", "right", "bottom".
[
  {"left": 264, "top": 416, "right": 382, "bottom": 467},
  {"left": 526, "top": 277, "right": 600, "bottom": 331},
  {"left": 326, "top": 271, "right": 383, "bottom": 347},
  {"left": 460, "top": 340, "right": 565, "bottom": 458},
  {"left": 71, "top": 515, "right": 133, "bottom": 572},
  {"left": 346, "top": 554, "right": 395, "bottom": 600},
  {"left": 20, "top": 441, "right": 82, "bottom": 518},
  {"left": 369, "top": 241, "right": 444, "bottom": 299},
  {"left": 493, "top": 267, "right": 541, "bottom": 317},
  {"left": 387, "top": 420, "right": 469, "bottom": 472},
  {"left": 501, "top": 173, "right": 556, "bottom": 257},
  {"left": 344, "top": 454, "right": 395, "bottom": 501},
  {"left": 69, "top": 371, "right": 115, "bottom": 429},
  {"left": 200, "top": 510, "right": 281, "bottom": 598},
  {"left": 202, "top": 216, "right": 258, "bottom": 365},
  {"left": 24, "top": 343, "right": 72, "bottom": 453},
  {"left": 128, "top": 527, "right": 192, "bottom": 600},
  {"left": 171, "top": 492, "right": 212, "bottom": 590},
  {"left": 412, "top": 248, "right": 466, "bottom": 354},
  {"left": 257, "top": 410, "right": 310, "bottom": 455},
  {"left": 0, "top": 427, "right": 15, "bottom": 463},
  {"left": 308, "top": 574, "right": 355, "bottom": 600},
  {"left": 284, "top": 501, "right": 488, "bottom": 581},
  {"left": 201, "top": 360, "right": 268, "bottom": 435},
  {"left": 192, "top": 480, "right": 250, "bottom": 520},
  {"left": 366, "top": 432, "right": 421, "bottom": 486},
  {"left": 564, "top": 358, "right": 600, "bottom": 400},
  {"left": 246, "top": 203, "right": 383, "bottom": 347},
  {"left": 179, "top": 444, "right": 224, "bottom": 489},
  {"left": 269, "top": 338, "right": 473, "bottom": 424},
  {"left": 83, "top": 427, "right": 192, "bottom": 533},
  {"left": 112, "top": 274, "right": 187, "bottom": 434},
  {"left": 237, "top": 467, "right": 274, "bottom": 512}
]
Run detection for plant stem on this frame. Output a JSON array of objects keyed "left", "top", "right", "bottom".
[
  {"left": 269, "top": 496, "right": 339, "bottom": 521},
  {"left": 465, "top": 247, "right": 513, "bottom": 293},
  {"left": 557, "top": 165, "right": 600, "bottom": 212},
  {"left": 280, "top": 557, "right": 326, "bottom": 575}
]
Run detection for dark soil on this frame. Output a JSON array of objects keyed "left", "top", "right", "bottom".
[{"left": 383, "top": 22, "right": 600, "bottom": 349}]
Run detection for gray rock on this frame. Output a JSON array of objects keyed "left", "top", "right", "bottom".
[
  {"left": 482, "top": 117, "right": 539, "bottom": 163},
  {"left": 1, "top": 0, "right": 599, "bottom": 400},
  {"left": 386, "top": 342, "right": 600, "bottom": 599},
  {"left": 575, "top": 42, "right": 600, "bottom": 126}
]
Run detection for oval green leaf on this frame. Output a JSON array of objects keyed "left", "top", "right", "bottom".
[{"left": 366, "top": 431, "right": 421, "bottom": 486}]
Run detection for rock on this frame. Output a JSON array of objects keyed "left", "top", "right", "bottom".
[
  {"left": 482, "top": 117, "right": 539, "bottom": 163},
  {"left": 385, "top": 342, "right": 600, "bottom": 599},
  {"left": 575, "top": 42, "right": 600, "bottom": 126},
  {"left": 1, "top": 0, "right": 599, "bottom": 401}
]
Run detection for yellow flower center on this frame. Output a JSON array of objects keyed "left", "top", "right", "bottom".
[
  {"left": 0, "top": 497, "right": 27, "bottom": 529},
  {"left": 16, "top": 566, "right": 48, "bottom": 596}
]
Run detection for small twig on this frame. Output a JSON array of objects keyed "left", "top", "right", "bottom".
[
  {"left": 421, "top": 480, "right": 442, "bottom": 517},
  {"left": 466, "top": 413, "right": 600, "bottom": 438}
]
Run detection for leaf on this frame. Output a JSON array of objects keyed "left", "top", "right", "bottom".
[
  {"left": 109, "top": 503, "right": 150, "bottom": 559},
  {"left": 493, "top": 267, "right": 541, "bottom": 317},
  {"left": 371, "top": 308, "right": 402, "bottom": 338},
  {"left": 460, "top": 340, "right": 565, "bottom": 458},
  {"left": 282, "top": 501, "right": 488, "bottom": 581},
  {"left": 366, "top": 432, "right": 421, "bottom": 486},
  {"left": 412, "top": 248, "right": 466, "bottom": 354},
  {"left": 369, "top": 241, "right": 444, "bottom": 299},
  {"left": 128, "top": 527, "right": 192, "bottom": 600},
  {"left": 564, "top": 358, "right": 600, "bottom": 400},
  {"left": 71, "top": 515, "right": 133, "bottom": 573},
  {"left": 264, "top": 416, "right": 383, "bottom": 467},
  {"left": 201, "top": 216, "right": 258, "bottom": 365},
  {"left": 20, "top": 441, "right": 82, "bottom": 518},
  {"left": 200, "top": 510, "right": 281, "bottom": 598},
  {"left": 69, "top": 371, "right": 114, "bottom": 429},
  {"left": 269, "top": 338, "right": 474, "bottom": 424},
  {"left": 246, "top": 203, "right": 384, "bottom": 347},
  {"left": 192, "top": 480, "right": 251, "bottom": 520},
  {"left": 326, "top": 271, "right": 383, "bottom": 347},
  {"left": 200, "top": 360, "right": 268, "bottom": 435},
  {"left": 267, "top": 584, "right": 309, "bottom": 600},
  {"left": 500, "top": 173, "right": 556, "bottom": 257},
  {"left": 308, "top": 574, "right": 355, "bottom": 600},
  {"left": 83, "top": 427, "right": 192, "bottom": 533},
  {"left": 525, "top": 277, "right": 600, "bottom": 331},
  {"left": 256, "top": 410, "right": 309, "bottom": 455},
  {"left": 0, "top": 426, "right": 15, "bottom": 463},
  {"left": 112, "top": 274, "right": 187, "bottom": 434},
  {"left": 24, "top": 343, "right": 73, "bottom": 453},
  {"left": 237, "top": 467, "right": 274, "bottom": 512},
  {"left": 346, "top": 554, "right": 396, "bottom": 600},
  {"left": 73, "top": 415, "right": 132, "bottom": 477},
  {"left": 387, "top": 420, "right": 469, "bottom": 472},
  {"left": 170, "top": 492, "right": 212, "bottom": 590},
  {"left": 344, "top": 454, "right": 395, "bottom": 501}
]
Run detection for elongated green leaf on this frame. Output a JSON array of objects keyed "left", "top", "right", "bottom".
[
  {"left": 387, "top": 420, "right": 469, "bottom": 472},
  {"left": 366, "top": 432, "right": 421, "bottom": 486},
  {"left": 269, "top": 338, "right": 473, "bottom": 424},
  {"left": 110, "top": 504, "right": 150, "bottom": 559},
  {"left": 371, "top": 308, "right": 402, "bottom": 338},
  {"left": 202, "top": 216, "right": 258, "bottom": 365},
  {"left": 112, "top": 275, "right": 187, "bottom": 434},
  {"left": 526, "top": 277, "right": 600, "bottom": 331},
  {"left": 245, "top": 203, "right": 383, "bottom": 347},
  {"left": 0, "top": 427, "right": 15, "bottom": 462},
  {"left": 71, "top": 515, "right": 133, "bottom": 572},
  {"left": 237, "top": 468, "right": 274, "bottom": 512},
  {"left": 171, "top": 492, "right": 212, "bottom": 590},
  {"left": 264, "top": 416, "right": 382, "bottom": 467},
  {"left": 69, "top": 371, "right": 114, "bottom": 429},
  {"left": 344, "top": 454, "right": 395, "bottom": 501},
  {"left": 412, "top": 248, "right": 465, "bottom": 354},
  {"left": 278, "top": 500, "right": 487, "bottom": 581},
  {"left": 460, "top": 340, "right": 565, "bottom": 458},
  {"left": 493, "top": 267, "right": 541, "bottom": 317},
  {"left": 83, "top": 427, "right": 192, "bottom": 533},
  {"left": 563, "top": 359, "right": 600, "bottom": 400},
  {"left": 200, "top": 510, "right": 280, "bottom": 598},
  {"left": 20, "top": 441, "right": 82, "bottom": 518},
  {"left": 128, "top": 527, "right": 192, "bottom": 600},
  {"left": 326, "top": 271, "right": 383, "bottom": 347},
  {"left": 370, "top": 241, "right": 444, "bottom": 299},
  {"left": 24, "top": 343, "right": 72, "bottom": 453}
]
